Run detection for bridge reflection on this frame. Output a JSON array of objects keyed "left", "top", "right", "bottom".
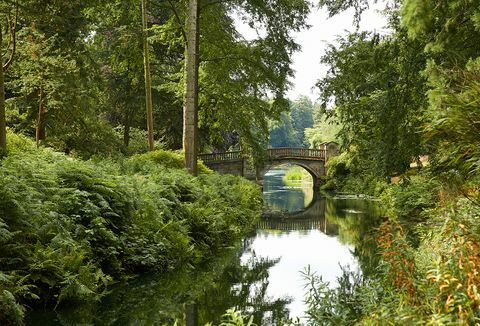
[{"left": 259, "top": 195, "right": 339, "bottom": 235}]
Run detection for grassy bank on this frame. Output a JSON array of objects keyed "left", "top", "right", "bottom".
[{"left": 0, "top": 132, "right": 262, "bottom": 325}]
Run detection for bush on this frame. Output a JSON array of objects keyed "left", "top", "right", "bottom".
[
  {"left": 130, "top": 149, "right": 212, "bottom": 175},
  {"left": 0, "top": 133, "right": 261, "bottom": 324},
  {"left": 323, "top": 152, "right": 351, "bottom": 190},
  {"left": 387, "top": 174, "right": 440, "bottom": 221},
  {"left": 283, "top": 166, "right": 313, "bottom": 185}
]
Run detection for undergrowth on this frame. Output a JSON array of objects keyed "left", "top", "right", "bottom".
[
  {"left": 0, "top": 132, "right": 262, "bottom": 325},
  {"left": 303, "top": 182, "right": 480, "bottom": 324}
]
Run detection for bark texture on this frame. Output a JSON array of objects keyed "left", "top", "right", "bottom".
[
  {"left": 141, "top": 0, "right": 155, "bottom": 151},
  {"left": 183, "top": 0, "right": 199, "bottom": 175},
  {"left": 35, "top": 85, "right": 46, "bottom": 146},
  {"left": 0, "top": 24, "right": 6, "bottom": 150}
]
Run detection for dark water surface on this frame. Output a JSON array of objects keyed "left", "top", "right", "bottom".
[{"left": 27, "top": 168, "right": 382, "bottom": 325}]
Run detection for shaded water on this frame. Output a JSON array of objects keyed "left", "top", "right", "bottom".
[{"left": 27, "top": 168, "right": 382, "bottom": 325}]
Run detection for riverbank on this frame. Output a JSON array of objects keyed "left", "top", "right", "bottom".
[
  {"left": 303, "top": 165, "right": 480, "bottom": 324},
  {"left": 0, "top": 132, "right": 262, "bottom": 325}
]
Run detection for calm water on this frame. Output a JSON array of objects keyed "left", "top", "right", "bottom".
[{"left": 27, "top": 167, "right": 382, "bottom": 325}]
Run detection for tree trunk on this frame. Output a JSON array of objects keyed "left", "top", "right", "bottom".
[
  {"left": 141, "top": 0, "right": 154, "bottom": 151},
  {"left": 0, "top": 23, "right": 6, "bottom": 150},
  {"left": 183, "top": 0, "right": 200, "bottom": 176},
  {"left": 36, "top": 85, "right": 46, "bottom": 147},
  {"left": 123, "top": 110, "right": 131, "bottom": 147},
  {"left": 185, "top": 303, "right": 198, "bottom": 326}
]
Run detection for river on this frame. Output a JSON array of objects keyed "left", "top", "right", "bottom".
[{"left": 27, "top": 167, "right": 382, "bottom": 325}]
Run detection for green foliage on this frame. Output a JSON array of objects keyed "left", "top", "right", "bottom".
[
  {"left": 304, "top": 198, "right": 480, "bottom": 325},
  {"left": 208, "top": 308, "right": 256, "bottom": 326},
  {"left": 323, "top": 152, "right": 351, "bottom": 191},
  {"left": 268, "top": 96, "right": 315, "bottom": 148},
  {"left": 317, "top": 17, "right": 428, "bottom": 179},
  {"left": 319, "top": 0, "right": 372, "bottom": 26},
  {"left": 3, "top": 0, "right": 311, "bottom": 157},
  {"left": 302, "top": 266, "right": 378, "bottom": 326},
  {"left": 283, "top": 166, "right": 312, "bottom": 183},
  {"left": 290, "top": 96, "right": 314, "bottom": 146},
  {"left": 268, "top": 112, "right": 301, "bottom": 148},
  {"left": 305, "top": 108, "right": 341, "bottom": 148},
  {"left": 0, "top": 134, "right": 261, "bottom": 324},
  {"left": 131, "top": 149, "right": 212, "bottom": 174},
  {"left": 402, "top": 0, "right": 480, "bottom": 63},
  {"left": 424, "top": 58, "right": 480, "bottom": 185},
  {"left": 303, "top": 2, "right": 480, "bottom": 325},
  {"left": 387, "top": 174, "right": 440, "bottom": 221}
]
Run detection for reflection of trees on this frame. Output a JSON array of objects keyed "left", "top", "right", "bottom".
[
  {"left": 325, "top": 198, "right": 383, "bottom": 276},
  {"left": 198, "top": 249, "right": 292, "bottom": 325},
  {"left": 46, "top": 237, "right": 290, "bottom": 325}
]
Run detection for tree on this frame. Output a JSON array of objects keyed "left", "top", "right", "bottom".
[
  {"left": 317, "top": 16, "right": 428, "bottom": 177},
  {"left": 401, "top": 0, "right": 480, "bottom": 183},
  {"left": 290, "top": 96, "right": 314, "bottom": 146},
  {"left": 183, "top": 0, "right": 200, "bottom": 175},
  {"left": 0, "top": 4, "right": 17, "bottom": 151},
  {"left": 305, "top": 104, "right": 341, "bottom": 148},
  {"left": 5, "top": 0, "right": 115, "bottom": 155},
  {"left": 268, "top": 112, "right": 300, "bottom": 148},
  {"left": 319, "top": 0, "right": 378, "bottom": 26},
  {"left": 141, "top": 0, "right": 154, "bottom": 151},
  {"left": 156, "top": 0, "right": 310, "bottom": 158}
]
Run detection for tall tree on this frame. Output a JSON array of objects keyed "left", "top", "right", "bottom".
[
  {"left": 268, "top": 112, "right": 300, "bottom": 148},
  {"left": 183, "top": 0, "right": 199, "bottom": 175},
  {"left": 141, "top": 0, "right": 154, "bottom": 151},
  {"left": 401, "top": 0, "right": 480, "bottom": 182},
  {"left": 0, "top": 5, "right": 17, "bottom": 151},
  {"left": 290, "top": 96, "right": 314, "bottom": 146},
  {"left": 317, "top": 20, "right": 428, "bottom": 177}
]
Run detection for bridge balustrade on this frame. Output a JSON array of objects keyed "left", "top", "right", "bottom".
[
  {"left": 266, "top": 148, "right": 325, "bottom": 160},
  {"left": 198, "top": 148, "right": 326, "bottom": 162},
  {"left": 198, "top": 151, "right": 242, "bottom": 162}
]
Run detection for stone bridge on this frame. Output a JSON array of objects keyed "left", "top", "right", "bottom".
[{"left": 198, "top": 147, "right": 329, "bottom": 189}]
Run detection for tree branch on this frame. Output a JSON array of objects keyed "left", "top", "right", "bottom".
[
  {"left": 166, "top": 0, "right": 187, "bottom": 43},
  {"left": 3, "top": 1, "right": 17, "bottom": 71},
  {"left": 200, "top": 0, "right": 236, "bottom": 11}
]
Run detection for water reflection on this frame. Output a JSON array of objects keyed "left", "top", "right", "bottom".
[
  {"left": 27, "top": 241, "right": 291, "bottom": 325},
  {"left": 263, "top": 168, "right": 314, "bottom": 213},
  {"left": 27, "top": 167, "right": 382, "bottom": 325},
  {"left": 256, "top": 167, "right": 382, "bottom": 318}
]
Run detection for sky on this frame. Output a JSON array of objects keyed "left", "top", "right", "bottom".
[{"left": 235, "top": 2, "right": 389, "bottom": 102}]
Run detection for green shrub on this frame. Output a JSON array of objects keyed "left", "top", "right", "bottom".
[
  {"left": 322, "top": 152, "right": 351, "bottom": 191},
  {"left": 130, "top": 149, "right": 212, "bottom": 174},
  {"left": 283, "top": 166, "right": 313, "bottom": 185},
  {"left": 0, "top": 133, "right": 261, "bottom": 324},
  {"left": 388, "top": 174, "right": 440, "bottom": 221},
  {"left": 113, "top": 126, "right": 164, "bottom": 155}
]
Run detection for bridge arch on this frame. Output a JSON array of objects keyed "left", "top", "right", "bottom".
[
  {"left": 260, "top": 161, "right": 318, "bottom": 185},
  {"left": 257, "top": 160, "right": 325, "bottom": 190}
]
